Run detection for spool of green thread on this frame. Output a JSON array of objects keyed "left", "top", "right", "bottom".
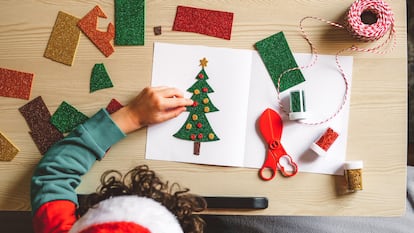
[{"left": 289, "top": 90, "right": 307, "bottom": 120}]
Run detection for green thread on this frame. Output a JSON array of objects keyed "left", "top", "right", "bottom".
[{"left": 290, "top": 91, "right": 301, "bottom": 112}]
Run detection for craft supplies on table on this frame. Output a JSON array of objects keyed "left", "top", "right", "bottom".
[
  {"left": 147, "top": 42, "right": 353, "bottom": 175},
  {"left": 0, "top": 0, "right": 407, "bottom": 216}
]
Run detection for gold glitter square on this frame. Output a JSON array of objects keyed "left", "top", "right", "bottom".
[
  {"left": 44, "top": 11, "right": 81, "bottom": 66},
  {"left": 0, "top": 131, "right": 19, "bottom": 161}
]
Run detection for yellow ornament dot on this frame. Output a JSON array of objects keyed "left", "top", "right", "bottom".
[
  {"left": 194, "top": 89, "right": 200, "bottom": 95},
  {"left": 208, "top": 133, "right": 215, "bottom": 140},
  {"left": 192, "top": 114, "right": 198, "bottom": 121},
  {"left": 186, "top": 123, "right": 192, "bottom": 130},
  {"left": 203, "top": 98, "right": 209, "bottom": 104},
  {"left": 204, "top": 107, "right": 210, "bottom": 113}
]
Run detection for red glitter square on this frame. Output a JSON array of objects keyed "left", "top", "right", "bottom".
[
  {"left": 0, "top": 67, "right": 34, "bottom": 100},
  {"left": 106, "top": 98, "right": 124, "bottom": 114},
  {"left": 173, "top": 6, "right": 234, "bottom": 40}
]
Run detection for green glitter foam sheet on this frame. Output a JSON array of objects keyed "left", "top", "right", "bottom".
[{"left": 255, "top": 31, "right": 305, "bottom": 92}]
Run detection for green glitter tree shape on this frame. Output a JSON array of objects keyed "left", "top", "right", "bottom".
[{"left": 173, "top": 58, "right": 220, "bottom": 155}]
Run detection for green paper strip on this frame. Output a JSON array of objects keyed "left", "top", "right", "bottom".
[
  {"left": 90, "top": 63, "right": 113, "bottom": 93},
  {"left": 50, "top": 101, "right": 89, "bottom": 133},
  {"left": 114, "top": 0, "right": 145, "bottom": 45},
  {"left": 255, "top": 31, "right": 305, "bottom": 92}
]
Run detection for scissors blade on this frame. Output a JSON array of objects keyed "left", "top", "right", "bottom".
[{"left": 259, "top": 108, "right": 283, "bottom": 143}]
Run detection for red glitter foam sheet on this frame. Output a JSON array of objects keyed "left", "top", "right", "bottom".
[
  {"left": 173, "top": 6, "right": 234, "bottom": 40},
  {"left": 0, "top": 67, "right": 34, "bottom": 100},
  {"left": 106, "top": 98, "right": 123, "bottom": 114}
]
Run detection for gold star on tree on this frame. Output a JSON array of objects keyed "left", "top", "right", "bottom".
[{"left": 199, "top": 58, "right": 208, "bottom": 68}]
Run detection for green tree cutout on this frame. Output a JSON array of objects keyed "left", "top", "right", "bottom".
[{"left": 173, "top": 58, "right": 220, "bottom": 155}]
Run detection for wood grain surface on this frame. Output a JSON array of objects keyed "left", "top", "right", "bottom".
[{"left": 0, "top": 0, "right": 407, "bottom": 216}]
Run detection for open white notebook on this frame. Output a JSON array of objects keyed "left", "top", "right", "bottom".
[{"left": 146, "top": 42, "right": 353, "bottom": 175}]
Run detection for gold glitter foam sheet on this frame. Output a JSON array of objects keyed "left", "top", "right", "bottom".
[
  {"left": 0, "top": 131, "right": 19, "bottom": 162},
  {"left": 44, "top": 11, "right": 81, "bottom": 66}
]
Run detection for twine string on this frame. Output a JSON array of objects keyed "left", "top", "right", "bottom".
[{"left": 276, "top": 0, "right": 396, "bottom": 126}]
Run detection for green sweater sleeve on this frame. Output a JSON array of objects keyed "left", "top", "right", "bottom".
[{"left": 31, "top": 109, "right": 126, "bottom": 214}]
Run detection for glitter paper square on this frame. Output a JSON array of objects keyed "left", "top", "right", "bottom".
[
  {"left": 51, "top": 101, "right": 89, "bottom": 133},
  {"left": 19, "top": 96, "right": 64, "bottom": 154},
  {"left": 19, "top": 96, "right": 52, "bottom": 131},
  {"left": 106, "top": 98, "right": 124, "bottom": 114},
  {"left": 255, "top": 31, "right": 305, "bottom": 92},
  {"left": 90, "top": 63, "right": 114, "bottom": 93},
  {"left": 78, "top": 5, "right": 115, "bottom": 57},
  {"left": 0, "top": 67, "right": 34, "bottom": 100},
  {"left": 44, "top": 11, "right": 81, "bottom": 66},
  {"left": 153, "top": 26, "right": 162, "bottom": 36},
  {"left": 114, "top": 0, "right": 145, "bottom": 45},
  {"left": 172, "top": 6, "right": 234, "bottom": 40},
  {"left": 29, "top": 122, "right": 64, "bottom": 155},
  {"left": 0, "top": 131, "right": 19, "bottom": 161}
]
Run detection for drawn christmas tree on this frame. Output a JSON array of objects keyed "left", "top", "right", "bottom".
[{"left": 173, "top": 58, "right": 220, "bottom": 155}]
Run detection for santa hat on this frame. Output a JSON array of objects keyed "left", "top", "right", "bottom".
[{"left": 69, "top": 196, "right": 183, "bottom": 233}]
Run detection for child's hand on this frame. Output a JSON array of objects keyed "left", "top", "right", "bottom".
[{"left": 111, "top": 86, "right": 193, "bottom": 134}]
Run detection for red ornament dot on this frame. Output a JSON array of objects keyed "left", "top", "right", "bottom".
[
  {"left": 198, "top": 73, "right": 204, "bottom": 79},
  {"left": 197, "top": 133, "right": 203, "bottom": 139},
  {"left": 196, "top": 123, "right": 203, "bottom": 128},
  {"left": 202, "top": 87, "right": 208, "bottom": 93},
  {"left": 192, "top": 101, "right": 198, "bottom": 107},
  {"left": 190, "top": 134, "right": 196, "bottom": 140}
]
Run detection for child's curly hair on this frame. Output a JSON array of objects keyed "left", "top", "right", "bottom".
[{"left": 77, "top": 165, "right": 207, "bottom": 233}]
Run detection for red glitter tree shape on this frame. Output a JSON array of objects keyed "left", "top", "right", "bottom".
[{"left": 173, "top": 58, "right": 220, "bottom": 155}]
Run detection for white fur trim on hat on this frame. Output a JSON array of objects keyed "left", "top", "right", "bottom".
[{"left": 69, "top": 196, "right": 183, "bottom": 233}]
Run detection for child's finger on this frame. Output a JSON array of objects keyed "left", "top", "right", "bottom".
[
  {"left": 159, "top": 106, "right": 187, "bottom": 122},
  {"left": 163, "top": 98, "right": 193, "bottom": 109}
]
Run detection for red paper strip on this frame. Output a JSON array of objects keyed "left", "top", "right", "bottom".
[
  {"left": 106, "top": 98, "right": 124, "bottom": 114},
  {"left": 0, "top": 67, "right": 34, "bottom": 100},
  {"left": 78, "top": 5, "right": 115, "bottom": 57},
  {"left": 173, "top": 6, "right": 234, "bottom": 40}
]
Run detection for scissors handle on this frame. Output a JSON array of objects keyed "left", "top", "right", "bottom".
[
  {"left": 259, "top": 150, "right": 278, "bottom": 181},
  {"left": 277, "top": 154, "right": 298, "bottom": 177}
]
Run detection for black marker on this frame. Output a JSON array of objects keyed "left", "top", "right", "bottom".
[{"left": 203, "top": 196, "right": 268, "bottom": 209}]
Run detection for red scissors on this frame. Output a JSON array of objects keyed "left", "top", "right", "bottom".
[{"left": 258, "top": 108, "right": 298, "bottom": 181}]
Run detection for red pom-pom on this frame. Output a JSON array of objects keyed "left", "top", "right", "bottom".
[
  {"left": 197, "top": 133, "right": 203, "bottom": 139},
  {"left": 196, "top": 123, "right": 203, "bottom": 128}
]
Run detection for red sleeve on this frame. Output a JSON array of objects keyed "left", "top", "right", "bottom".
[{"left": 33, "top": 200, "right": 77, "bottom": 233}]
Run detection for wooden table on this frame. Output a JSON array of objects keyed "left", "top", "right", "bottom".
[{"left": 0, "top": 0, "right": 407, "bottom": 216}]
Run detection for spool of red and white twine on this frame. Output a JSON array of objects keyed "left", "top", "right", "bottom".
[{"left": 277, "top": 0, "right": 396, "bottom": 125}]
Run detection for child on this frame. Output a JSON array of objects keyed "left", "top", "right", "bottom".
[{"left": 31, "top": 87, "right": 206, "bottom": 233}]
